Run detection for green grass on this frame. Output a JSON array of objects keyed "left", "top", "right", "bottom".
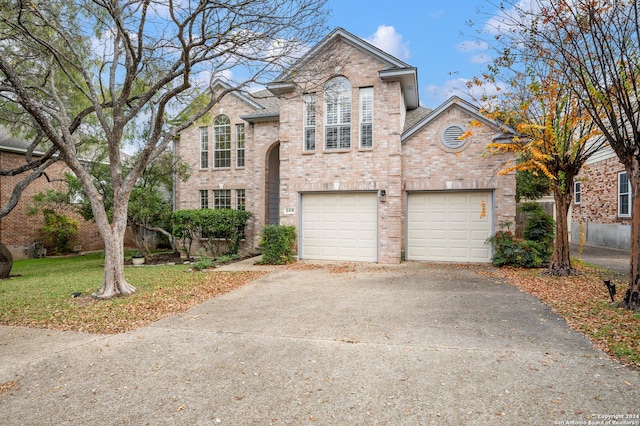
[{"left": 0, "top": 252, "right": 265, "bottom": 334}]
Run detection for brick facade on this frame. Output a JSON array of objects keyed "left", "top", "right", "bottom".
[
  {"left": 175, "top": 28, "right": 517, "bottom": 263},
  {"left": 0, "top": 151, "right": 105, "bottom": 259},
  {"left": 573, "top": 156, "right": 628, "bottom": 224},
  {"left": 571, "top": 154, "right": 631, "bottom": 249},
  {"left": 401, "top": 106, "right": 516, "bottom": 243}
]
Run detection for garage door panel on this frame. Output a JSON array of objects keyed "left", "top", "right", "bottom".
[
  {"left": 407, "top": 192, "right": 492, "bottom": 262},
  {"left": 302, "top": 193, "right": 377, "bottom": 262}
]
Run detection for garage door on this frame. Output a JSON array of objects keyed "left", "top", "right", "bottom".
[
  {"left": 301, "top": 192, "right": 377, "bottom": 262},
  {"left": 407, "top": 191, "right": 492, "bottom": 262}
]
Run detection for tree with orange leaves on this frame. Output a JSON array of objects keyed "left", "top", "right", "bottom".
[
  {"left": 478, "top": 64, "right": 604, "bottom": 276},
  {"left": 478, "top": 0, "right": 640, "bottom": 309}
]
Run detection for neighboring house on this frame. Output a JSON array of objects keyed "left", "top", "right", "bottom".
[
  {"left": 175, "top": 28, "right": 516, "bottom": 264},
  {"left": 0, "top": 130, "right": 104, "bottom": 259},
  {"left": 572, "top": 146, "right": 631, "bottom": 250}
]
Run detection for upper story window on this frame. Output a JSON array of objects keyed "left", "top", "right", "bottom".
[
  {"left": 304, "top": 94, "right": 316, "bottom": 151},
  {"left": 214, "top": 115, "right": 231, "bottom": 168},
  {"left": 236, "top": 124, "right": 245, "bottom": 167},
  {"left": 325, "top": 76, "right": 351, "bottom": 150},
  {"left": 359, "top": 87, "right": 373, "bottom": 149},
  {"left": 619, "top": 171, "right": 631, "bottom": 217},
  {"left": 574, "top": 181, "right": 581, "bottom": 204},
  {"left": 200, "top": 126, "right": 209, "bottom": 169}
]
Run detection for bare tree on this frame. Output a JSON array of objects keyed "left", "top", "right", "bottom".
[
  {"left": 480, "top": 0, "right": 640, "bottom": 310},
  {"left": 0, "top": 0, "right": 329, "bottom": 298}
]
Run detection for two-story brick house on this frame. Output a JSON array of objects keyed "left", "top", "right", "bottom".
[{"left": 175, "top": 28, "right": 516, "bottom": 264}]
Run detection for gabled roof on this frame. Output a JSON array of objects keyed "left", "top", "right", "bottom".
[
  {"left": 210, "top": 79, "right": 280, "bottom": 123},
  {"left": 401, "top": 96, "right": 516, "bottom": 143},
  {"left": 267, "top": 27, "right": 420, "bottom": 109},
  {"left": 211, "top": 78, "right": 265, "bottom": 110}
]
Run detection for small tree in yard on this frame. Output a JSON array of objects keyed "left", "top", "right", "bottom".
[
  {"left": 0, "top": 0, "right": 330, "bottom": 298},
  {"left": 478, "top": 0, "right": 640, "bottom": 308}
]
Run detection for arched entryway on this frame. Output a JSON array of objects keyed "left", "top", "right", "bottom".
[{"left": 266, "top": 142, "right": 280, "bottom": 225}]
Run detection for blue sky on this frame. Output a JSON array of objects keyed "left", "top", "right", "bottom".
[{"left": 326, "top": 0, "right": 499, "bottom": 109}]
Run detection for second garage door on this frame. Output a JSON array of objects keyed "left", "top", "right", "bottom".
[
  {"left": 407, "top": 191, "right": 493, "bottom": 262},
  {"left": 301, "top": 192, "right": 377, "bottom": 262}
]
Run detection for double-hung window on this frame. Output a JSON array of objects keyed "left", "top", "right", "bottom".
[
  {"left": 200, "top": 127, "right": 209, "bottom": 168},
  {"left": 236, "top": 124, "right": 245, "bottom": 167},
  {"left": 574, "top": 181, "right": 581, "bottom": 204},
  {"left": 359, "top": 87, "right": 373, "bottom": 148},
  {"left": 304, "top": 94, "right": 316, "bottom": 151},
  {"left": 619, "top": 172, "right": 631, "bottom": 217},
  {"left": 236, "top": 189, "right": 246, "bottom": 211},
  {"left": 325, "top": 76, "right": 351, "bottom": 150},
  {"left": 213, "top": 189, "right": 231, "bottom": 210},
  {"left": 214, "top": 115, "right": 231, "bottom": 168},
  {"left": 200, "top": 190, "right": 209, "bottom": 209}
]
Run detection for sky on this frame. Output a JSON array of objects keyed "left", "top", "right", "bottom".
[{"left": 325, "top": 0, "right": 500, "bottom": 109}]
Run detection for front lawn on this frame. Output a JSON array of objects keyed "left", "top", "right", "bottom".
[{"left": 0, "top": 252, "right": 265, "bottom": 334}]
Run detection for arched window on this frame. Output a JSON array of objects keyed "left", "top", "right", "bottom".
[
  {"left": 325, "top": 76, "right": 351, "bottom": 150},
  {"left": 213, "top": 115, "right": 231, "bottom": 168}
]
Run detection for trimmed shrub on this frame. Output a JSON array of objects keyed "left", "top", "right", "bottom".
[
  {"left": 172, "top": 209, "right": 251, "bottom": 258},
  {"left": 486, "top": 218, "right": 552, "bottom": 268},
  {"left": 259, "top": 225, "right": 296, "bottom": 265}
]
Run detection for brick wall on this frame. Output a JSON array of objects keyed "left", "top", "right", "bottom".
[
  {"left": 0, "top": 151, "right": 105, "bottom": 259},
  {"left": 277, "top": 44, "right": 405, "bottom": 263},
  {"left": 401, "top": 106, "right": 517, "bottom": 233},
  {"left": 573, "top": 156, "right": 628, "bottom": 225},
  {"left": 175, "top": 93, "right": 280, "bottom": 253}
]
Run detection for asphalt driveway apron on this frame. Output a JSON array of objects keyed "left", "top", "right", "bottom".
[{"left": 1, "top": 262, "right": 638, "bottom": 425}]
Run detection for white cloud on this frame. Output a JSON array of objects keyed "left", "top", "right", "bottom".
[
  {"left": 422, "top": 78, "right": 506, "bottom": 109},
  {"left": 366, "top": 25, "right": 410, "bottom": 61},
  {"left": 457, "top": 40, "right": 489, "bottom": 53}
]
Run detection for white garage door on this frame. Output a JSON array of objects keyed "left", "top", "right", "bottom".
[
  {"left": 301, "top": 192, "right": 377, "bottom": 262},
  {"left": 407, "top": 191, "right": 492, "bottom": 262}
]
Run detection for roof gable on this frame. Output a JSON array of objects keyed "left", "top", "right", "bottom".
[
  {"left": 211, "top": 79, "right": 265, "bottom": 110},
  {"left": 401, "top": 96, "right": 516, "bottom": 143},
  {"left": 267, "top": 28, "right": 419, "bottom": 109}
]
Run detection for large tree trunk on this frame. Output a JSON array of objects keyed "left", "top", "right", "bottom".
[
  {"left": 621, "top": 167, "right": 640, "bottom": 311},
  {"left": 548, "top": 181, "right": 576, "bottom": 276},
  {"left": 93, "top": 204, "right": 136, "bottom": 299},
  {"left": 0, "top": 241, "right": 13, "bottom": 279}
]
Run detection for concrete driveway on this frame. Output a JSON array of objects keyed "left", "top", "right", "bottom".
[{"left": 1, "top": 261, "right": 639, "bottom": 425}]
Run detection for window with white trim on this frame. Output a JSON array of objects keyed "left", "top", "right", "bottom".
[
  {"left": 619, "top": 171, "right": 631, "bottom": 217},
  {"left": 200, "top": 126, "right": 209, "bottom": 168},
  {"left": 213, "top": 189, "right": 231, "bottom": 209},
  {"left": 214, "top": 115, "right": 231, "bottom": 168},
  {"left": 236, "top": 189, "right": 246, "bottom": 210},
  {"left": 304, "top": 94, "right": 316, "bottom": 151},
  {"left": 574, "top": 181, "right": 581, "bottom": 204},
  {"left": 200, "top": 190, "right": 209, "bottom": 209},
  {"left": 236, "top": 124, "right": 245, "bottom": 167},
  {"left": 325, "top": 76, "right": 351, "bottom": 150},
  {"left": 360, "top": 87, "right": 373, "bottom": 148}
]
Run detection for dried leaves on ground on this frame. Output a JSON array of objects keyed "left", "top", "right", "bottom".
[
  {"left": 0, "top": 381, "right": 19, "bottom": 395},
  {"left": 1, "top": 270, "right": 265, "bottom": 334},
  {"left": 480, "top": 263, "right": 640, "bottom": 368}
]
